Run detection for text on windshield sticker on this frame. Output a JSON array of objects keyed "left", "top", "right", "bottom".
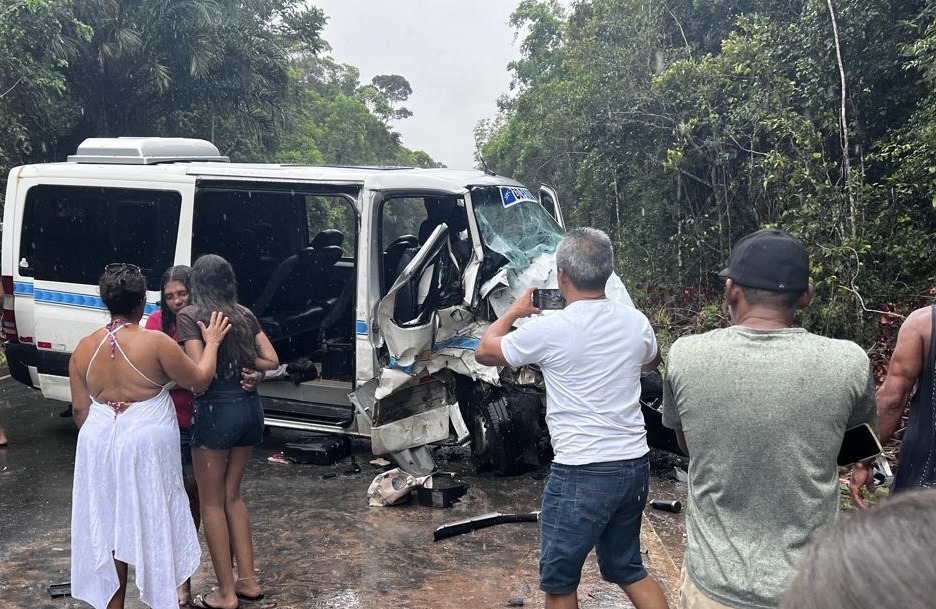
[{"left": 500, "top": 186, "right": 537, "bottom": 208}]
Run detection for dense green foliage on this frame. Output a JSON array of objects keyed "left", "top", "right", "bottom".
[
  {"left": 6, "top": 0, "right": 936, "bottom": 352},
  {"left": 0, "top": 0, "right": 436, "bottom": 183},
  {"left": 479, "top": 0, "right": 936, "bottom": 349}
]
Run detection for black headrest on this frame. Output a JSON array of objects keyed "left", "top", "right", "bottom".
[
  {"left": 386, "top": 234, "right": 418, "bottom": 254},
  {"left": 314, "top": 244, "right": 343, "bottom": 266},
  {"left": 424, "top": 198, "right": 457, "bottom": 223},
  {"left": 311, "top": 229, "right": 344, "bottom": 249},
  {"left": 296, "top": 246, "right": 316, "bottom": 260},
  {"left": 447, "top": 205, "right": 469, "bottom": 233}
]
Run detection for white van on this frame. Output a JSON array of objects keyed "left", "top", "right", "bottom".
[{"left": 1, "top": 137, "right": 674, "bottom": 475}]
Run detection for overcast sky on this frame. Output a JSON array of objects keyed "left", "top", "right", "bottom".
[{"left": 311, "top": 1, "right": 524, "bottom": 169}]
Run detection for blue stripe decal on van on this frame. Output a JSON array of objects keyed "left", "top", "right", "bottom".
[
  {"left": 433, "top": 336, "right": 481, "bottom": 351},
  {"left": 13, "top": 282, "right": 33, "bottom": 296},
  {"left": 29, "top": 286, "right": 157, "bottom": 314},
  {"left": 356, "top": 320, "right": 368, "bottom": 334},
  {"left": 386, "top": 357, "right": 415, "bottom": 374}
]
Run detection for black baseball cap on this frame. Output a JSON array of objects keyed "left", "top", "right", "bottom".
[{"left": 717, "top": 228, "right": 809, "bottom": 292}]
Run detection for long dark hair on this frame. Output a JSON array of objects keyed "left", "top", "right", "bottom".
[
  {"left": 189, "top": 254, "right": 255, "bottom": 376},
  {"left": 158, "top": 265, "right": 192, "bottom": 335}
]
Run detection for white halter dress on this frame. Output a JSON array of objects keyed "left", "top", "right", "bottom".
[{"left": 71, "top": 325, "right": 200, "bottom": 609}]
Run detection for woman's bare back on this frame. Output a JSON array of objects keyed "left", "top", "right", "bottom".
[{"left": 79, "top": 325, "right": 177, "bottom": 404}]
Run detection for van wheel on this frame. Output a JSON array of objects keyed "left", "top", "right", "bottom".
[{"left": 470, "top": 396, "right": 525, "bottom": 476}]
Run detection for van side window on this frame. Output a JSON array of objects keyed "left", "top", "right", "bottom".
[
  {"left": 380, "top": 197, "right": 427, "bottom": 295},
  {"left": 305, "top": 195, "right": 356, "bottom": 258},
  {"left": 193, "top": 185, "right": 358, "bottom": 364},
  {"left": 19, "top": 185, "right": 181, "bottom": 287}
]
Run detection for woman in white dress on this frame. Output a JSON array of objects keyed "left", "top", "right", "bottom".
[{"left": 68, "top": 263, "right": 230, "bottom": 609}]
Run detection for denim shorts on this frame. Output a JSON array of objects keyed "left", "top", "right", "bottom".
[
  {"left": 179, "top": 426, "right": 194, "bottom": 479},
  {"left": 191, "top": 380, "right": 265, "bottom": 450},
  {"left": 539, "top": 454, "right": 650, "bottom": 594}
]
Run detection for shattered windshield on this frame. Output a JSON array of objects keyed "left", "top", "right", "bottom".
[{"left": 470, "top": 185, "right": 563, "bottom": 271}]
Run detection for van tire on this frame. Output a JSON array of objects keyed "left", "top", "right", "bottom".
[{"left": 470, "top": 395, "right": 525, "bottom": 476}]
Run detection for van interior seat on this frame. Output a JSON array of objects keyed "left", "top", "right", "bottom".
[
  {"left": 251, "top": 247, "right": 322, "bottom": 340},
  {"left": 309, "top": 245, "right": 344, "bottom": 308},
  {"left": 258, "top": 305, "right": 326, "bottom": 341},
  {"left": 383, "top": 234, "right": 418, "bottom": 294},
  {"left": 251, "top": 230, "right": 346, "bottom": 344}
]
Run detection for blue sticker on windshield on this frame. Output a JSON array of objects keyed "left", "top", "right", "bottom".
[{"left": 500, "top": 186, "right": 537, "bottom": 208}]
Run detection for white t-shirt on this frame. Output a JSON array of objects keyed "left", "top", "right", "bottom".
[{"left": 500, "top": 298, "right": 658, "bottom": 465}]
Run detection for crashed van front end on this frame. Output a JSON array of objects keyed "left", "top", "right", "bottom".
[{"left": 350, "top": 179, "right": 674, "bottom": 477}]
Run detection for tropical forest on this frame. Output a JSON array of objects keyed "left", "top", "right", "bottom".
[{"left": 4, "top": 0, "right": 936, "bottom": 362}]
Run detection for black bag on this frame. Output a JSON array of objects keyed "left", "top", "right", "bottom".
[{"left": 283, "top": 435, "right": 351, "bottom": 465}]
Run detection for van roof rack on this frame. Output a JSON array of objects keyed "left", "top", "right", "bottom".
[{"left": 67, "top": 137, "right": 229, "bottom": 164}]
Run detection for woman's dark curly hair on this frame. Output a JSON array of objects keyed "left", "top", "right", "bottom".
[
  {"left": 189, "top": 254, "right": 256, "bottom": 377},
  {"left": 99, "top": 264, "right": 147, "bottom": 317},
  {"left": 158, "top": 265, "right": 193, "bottom": 334}
]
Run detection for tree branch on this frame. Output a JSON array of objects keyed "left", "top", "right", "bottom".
[
  {"left": 0, "top": 76, "right": 24, "bottom": 100},
  {"left": 826, "top": 0, "right": 856, "bottom": 241}
]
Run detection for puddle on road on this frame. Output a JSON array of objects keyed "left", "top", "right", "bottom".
[{"left": 310, "top": 588, "right": 361, "bottom": 608}]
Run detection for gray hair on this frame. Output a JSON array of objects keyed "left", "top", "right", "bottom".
[
  {"left": 555, "top": 227, "right": 613, "bottom": 291},
  {"left": 782, "top": 489, "right": 936, "bottom": 609}
]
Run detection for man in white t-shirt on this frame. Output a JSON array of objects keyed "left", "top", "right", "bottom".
[{"left": 476, "top": 227, "right": 668, "bottom": 609}]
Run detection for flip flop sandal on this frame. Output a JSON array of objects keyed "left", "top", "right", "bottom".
[
  {"left": 235, "top": 592, "right": 265, "bottom": 602},
  {"left": 190, "top": 593, "right": 238, "bottom": 609}
]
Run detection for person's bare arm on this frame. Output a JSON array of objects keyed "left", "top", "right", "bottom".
[
  {"left": 676, "top": 429, "right": 689, "bottom": 457},
  {"left": 475, "top": 288, "right": 539, "bottom": 367},
  {"left": 162, "top": 312, "right": 230, "bottom": 393},
  {"left": 641, "top": 348, "right": 662, "bottom": 373},
  {"left": 877, "top": 307, "right": 929, "bottom": 443},
  {"left": 68, "top": 343, "right": 92, "bottom": 429},
  {"left": 253, "top": 331, "right": 279, "bottom": 371}
]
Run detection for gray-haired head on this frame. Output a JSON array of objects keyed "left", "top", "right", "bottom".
[
  {"left": 781, "top": 488, "right": 936, "bottom": 609},
  {"left": 556, "top": 227, "right": 613, "bottom": 291}
]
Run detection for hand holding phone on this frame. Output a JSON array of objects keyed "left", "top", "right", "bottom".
[{"left": 532, "top": 288, "right": 566, "bottom": 310}]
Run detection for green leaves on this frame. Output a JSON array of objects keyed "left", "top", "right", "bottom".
[{"left": 481, "top": 0, "right": 936, "bottom": 344}]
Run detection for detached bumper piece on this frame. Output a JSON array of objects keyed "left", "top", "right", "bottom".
[{"left": 433, "top": 510, "right": 540, "bottom": 541}]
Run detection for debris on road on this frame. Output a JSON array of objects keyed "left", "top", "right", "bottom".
[
  {"left": 649, "top": 499, "right": 682, "bottom": 513},
  {"left": 416, "top": 475, "right": 468, "bottom": 508},
  {"left": 267, "top": 451, "right": 290, "bottom": 464},
  {"left": 367, "top": 468, "right": 429, "bottom": 506},
  {"left": 433, "top": 511, "right": 540, "bottom": 541},
  {"left": 48, "top": 582, "right": 70, "bottom": 598}
]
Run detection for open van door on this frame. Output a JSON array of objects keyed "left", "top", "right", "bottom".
[
  {"left": 367, "top": 224, "right": 462, "bottom": 474},
  {"left": 375, "top": 223, "right": 451, "bottom": 376},
  {"left": 539, "top": 185, "right": 564, "bottom": 228}
]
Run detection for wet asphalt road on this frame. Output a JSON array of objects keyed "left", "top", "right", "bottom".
[{"left": 0, "top": 374, "right": 688, "bottom": 609}]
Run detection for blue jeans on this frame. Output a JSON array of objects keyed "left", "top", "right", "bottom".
[{"left": 539, "top": 454, "right": 650, "bottom": 594}]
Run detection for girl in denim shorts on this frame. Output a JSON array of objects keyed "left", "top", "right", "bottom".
[{"left": 177, "top": 255, "right": 280, "bottom": 609}]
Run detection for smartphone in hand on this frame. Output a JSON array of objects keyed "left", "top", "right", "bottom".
[
  {"left": 837, "top": 423, "right": 883, "bottom": 466},
  {"left": 532, "top": 288, "right": 566, "bottom": 310}
]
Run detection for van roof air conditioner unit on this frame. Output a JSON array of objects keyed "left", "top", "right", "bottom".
[{"left": 67, "top": 137, "right": 230, "bottom": 165}]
